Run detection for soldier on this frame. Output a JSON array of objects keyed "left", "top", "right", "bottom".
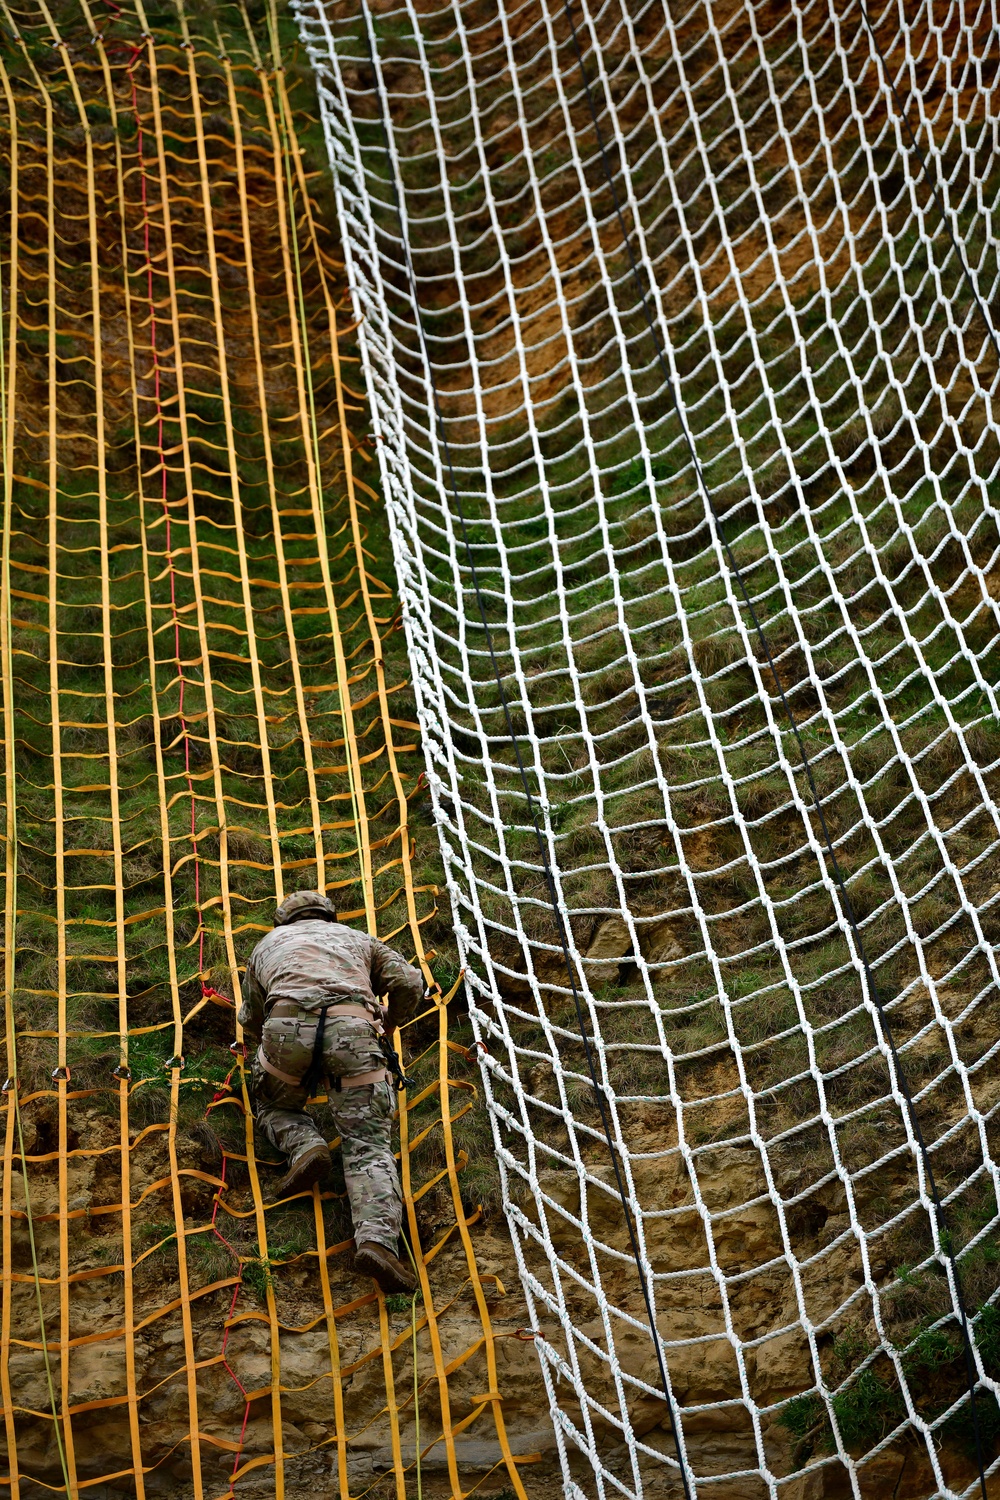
[{"left": 238, "top": 890, "right": 427, "bottom": 1295}]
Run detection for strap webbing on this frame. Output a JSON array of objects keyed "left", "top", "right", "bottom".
[{"left": 0, "top": 11, "right": 528, "bottom": 1499}]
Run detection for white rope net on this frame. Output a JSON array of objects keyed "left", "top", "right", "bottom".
[{"left": 292, "top": 0, "right": 1000, "bottom": 1493}]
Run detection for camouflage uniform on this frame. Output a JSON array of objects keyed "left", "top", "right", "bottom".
[{"left": 239, "top": 917, "right": 425, "bottom": 1250}]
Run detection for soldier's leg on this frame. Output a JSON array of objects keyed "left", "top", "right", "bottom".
[
  {"left": 252, "top": 1013, "right": 328, "bottom": 1181},
  {"left": 322, "top": 1016, "right": 402, "bottom": 1249},
  {"left": 252, "top": 1074, "right": 325, "bottom": 1161},
  {"left": 328, "top": 1079, "right": 401, "bottom": 1250}
]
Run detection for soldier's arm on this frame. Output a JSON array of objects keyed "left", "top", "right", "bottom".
[
  {"left": 237, "top": 953, "right": 267, "bottom": 1046},
  {"left": 368, "top": 939, "right": 426, "bottom": 1032}
]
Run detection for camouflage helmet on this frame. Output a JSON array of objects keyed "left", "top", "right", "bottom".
[{"left": 274, "top": 890, "right": 337, "bottom": 926}]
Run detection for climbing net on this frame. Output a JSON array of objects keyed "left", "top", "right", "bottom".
[
  {"left": 294, "top": 0, "right": 1000, "bottom": 1494},
  {"left": 0, "top": 3, "right": 535, "bottom": 1496}
]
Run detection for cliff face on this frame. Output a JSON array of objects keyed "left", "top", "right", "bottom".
[
  {"left": 5, "top": 0, "right": 1000, "bottom": 1494},
  {"left": 9, "top": 1076, "right": 996, "bottom": 1500},
  {"left": 8, "top": 1088, "right": 558, "bottom": 1496},
  {"left": 293, "top": 0, "right": 1000, "bottom": 1490},
  {"left": 0, "top": 1, "right": 554, "bottom": 1494}
]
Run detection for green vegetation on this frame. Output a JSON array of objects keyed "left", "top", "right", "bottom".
[
  {"left": 0, "top": 0, "right": 473, "bottom": 1327},
  {"left": 320, "top": 0, "right": 1000, "bottom": 1479},
  {"left": 1, "top": 0, "right": 456, "bottom": 1096},
  {"left": 781, "top": 1307, "right": 1000, "bottom": 1464},
  {"left": 385, "top": 1291, "right": 419, "bottom": 1314},
  {"left": 240, "top": 1257, "right": 274, "bottom": 1303},
  {"left": 4, "top": 0, "right": 1000, "bottom": 1484}
]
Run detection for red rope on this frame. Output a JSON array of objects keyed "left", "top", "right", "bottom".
[{"left": 202, "top": 984, "right": 235, "bottom": 1006}]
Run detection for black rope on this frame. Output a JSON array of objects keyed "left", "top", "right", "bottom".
[
  {"left": 857, "top": 0, "right": 1000, "bottom": 371},
  {"left": 300, "top": 1003, "right": 331, "bottom": 1096},
  {"left": 354, "top": 5, "right": 694, "bottom": 1494},
  {"left": 559, "top": 0, "right": 990, "bottom": 1490}
]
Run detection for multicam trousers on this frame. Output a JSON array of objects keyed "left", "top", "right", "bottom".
[{"left": 250, "top": 1009, "right": 401, "bottom": 1250}]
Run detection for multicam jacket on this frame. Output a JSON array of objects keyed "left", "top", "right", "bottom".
[{"left": 238, "top": 920, "right": 425, "bottom": 1043}]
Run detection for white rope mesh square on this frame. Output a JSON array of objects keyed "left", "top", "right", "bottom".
[{"left": 292, "top": 0, "right": 1000, "bottom": 1493}]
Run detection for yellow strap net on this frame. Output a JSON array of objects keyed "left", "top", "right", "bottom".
[{"left": 0, "top": 3, "right": 538, "bottom": 1495}]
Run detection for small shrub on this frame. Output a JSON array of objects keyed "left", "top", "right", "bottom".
[
  {"left": 778, "top": 1392, "right": 825, "bottom": 1439},
  {"left": 832, "top": 1368, "right": 901, "bottom": 1449},
  {"left": 241, "top": 1259, "right": 273, "bottom": 1302},
  {"left": 904, "top": 1326, "right": 959, "bottom": 1374},
  {"left": 385, "top": 1292, "right": 419, "bottom": 1314}
]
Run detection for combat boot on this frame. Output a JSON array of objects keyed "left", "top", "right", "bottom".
[
  {"left": 355, "top": 1241, "right": 417, "bottom": 1295},
  {"left": 276, "top": 1142, "right": 331, "bottom": 1198}
]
